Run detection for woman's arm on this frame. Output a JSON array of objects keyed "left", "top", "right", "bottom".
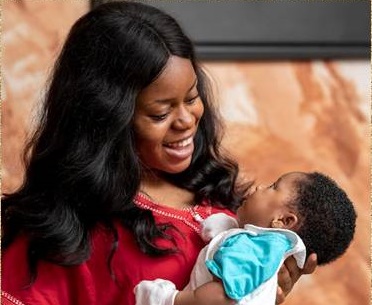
[
  {"left": 175, "top": 281, "right": 235, "bottom": 305},
  {"left": 276, "top": 253, "right": 318, "bottom": 304},
  {"left": 134, "top": 279, "right": 234, "bottom": 305},
  {"left": 134, "top": 253, "right": 317, "bottom": 305}
]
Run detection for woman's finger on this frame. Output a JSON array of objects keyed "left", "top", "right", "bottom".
[
  {"left": 302, "top": 253, "right": 318, "bottom": 274},
  {"left": 277, "top": 263, "right": 293, "bottom": 295},
  {"left": 275, "top": 286, "right": 285, "bottom": 304},
  {"left": 276, "top": 253, "right": 318, "bottom": 304},
  {"left": 283, "top": 256, "right": 302, "bottom": 285}
]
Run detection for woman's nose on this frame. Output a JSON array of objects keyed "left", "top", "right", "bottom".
[{"left": 173, "top": 106, "right": 194, "bottom": 130}]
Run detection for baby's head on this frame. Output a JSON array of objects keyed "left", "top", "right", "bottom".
[{"left": 237, "top": 172, "right": 356, "bottom": 265}]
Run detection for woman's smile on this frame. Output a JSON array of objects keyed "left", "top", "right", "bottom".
[
  {"left": 163, "top": 136, "right": 194, "bottom": 160},
  {"left": 163, "top": 135, "right": 194, "bottom": 148}
]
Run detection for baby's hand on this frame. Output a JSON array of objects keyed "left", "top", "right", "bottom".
[
  {"left": 201, "top": 213, "right": 239, "bottom": 242},
  {"left": 134, "top": 279, "right": 179, "bottom": 305}
]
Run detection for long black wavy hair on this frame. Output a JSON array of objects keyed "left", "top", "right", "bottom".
[{"left": 2, "top": 1, "right": 246, "bottom": 275}]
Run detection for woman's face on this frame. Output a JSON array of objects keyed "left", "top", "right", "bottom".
[{"left": 133, "top": 56, "right": 204, "bottom": 174}]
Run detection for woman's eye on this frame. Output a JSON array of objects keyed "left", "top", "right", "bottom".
[
  {"left": 149, "top": 113, "right": 168, "bottom": 121},
  {"left": 186, "top": 94, "right": 200, "bottom": 104}
]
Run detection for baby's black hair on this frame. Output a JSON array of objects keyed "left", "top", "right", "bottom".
[{"left": 292, "top": 172, "right": 356, "bottom": 265}]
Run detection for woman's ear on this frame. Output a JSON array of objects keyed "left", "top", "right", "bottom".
[{"left": 271, "top": 212, "right": 298, "bottom": 229}]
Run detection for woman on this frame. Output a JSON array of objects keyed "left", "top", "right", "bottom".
[{"left": 2, "top": 2, "right": 316, "bottom": 305}]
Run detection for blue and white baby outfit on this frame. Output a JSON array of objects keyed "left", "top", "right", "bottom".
[{"left": 185, "top": 214, "right": 306, "bottom": 305}]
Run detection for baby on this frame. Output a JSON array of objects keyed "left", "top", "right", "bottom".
[{"left": 135, "top": 171, "right": 357, "bottom": 305}]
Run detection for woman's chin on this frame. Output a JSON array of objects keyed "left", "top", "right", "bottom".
[
  {"left": 165, "top": 160, "right": 192, "bottom": 174},
  {"left": 149, "top": 159, "right": 193, "bottom": 175}
]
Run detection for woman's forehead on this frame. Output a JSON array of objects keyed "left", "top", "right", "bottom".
[{"left": 138, "top": 56, "right": 197, "bottom": 101}]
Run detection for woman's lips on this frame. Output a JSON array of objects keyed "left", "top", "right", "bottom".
[{"left": 163, "top": 136, "right": 194, "bottom": 160}]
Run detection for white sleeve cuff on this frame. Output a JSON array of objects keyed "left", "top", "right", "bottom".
[
  {"left": 201, "top": 213, "right": 239, "bottom": 242},
  {"left": 134, "top": 279, "right": 179, "bottom": 305}
]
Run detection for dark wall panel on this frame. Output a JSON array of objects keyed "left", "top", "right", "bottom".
[{"left": 91, "top": 0, "right": 370, "bottom": 59}]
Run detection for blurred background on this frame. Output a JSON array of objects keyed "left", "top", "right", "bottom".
[{"left": 2, "top": 1, "right": 370, "bottom": 304}]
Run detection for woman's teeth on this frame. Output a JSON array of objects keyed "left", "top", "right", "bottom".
[{"left": 165, "top": 137, "right": 193, "bottom": 148}]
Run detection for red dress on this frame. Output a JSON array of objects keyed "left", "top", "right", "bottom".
[{"left": 2, "top": 194, "right": 235, "bottom": 305}]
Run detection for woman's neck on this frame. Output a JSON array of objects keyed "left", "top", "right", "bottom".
[{"left": 139, "top": 171, "right": 194, "bottom": 209}]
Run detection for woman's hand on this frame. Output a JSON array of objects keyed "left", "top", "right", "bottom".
[{"left": 276, "top": 253, "right": 318, "bottom": 304}]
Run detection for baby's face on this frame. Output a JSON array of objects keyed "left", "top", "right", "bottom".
[{"left": 236, "top": 172, "right": 306, "bottom": 228}]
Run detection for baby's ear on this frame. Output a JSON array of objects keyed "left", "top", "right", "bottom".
[
  {"left": 271, "top": 212, "right": 298, "bottom": 229},
  {"left": 271, "top": 219, "right": 284, "bottom": 228}
]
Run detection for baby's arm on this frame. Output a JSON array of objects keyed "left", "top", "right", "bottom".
[{"left": 200, "top": 213, "right": 239, "bottom": 242}]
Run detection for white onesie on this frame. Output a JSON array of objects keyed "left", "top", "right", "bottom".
[
  {"left": 185, "top": 215, "right": 306, "bottom": 305},
  {"left": 134, "top": 213, "right": 306, "bottom": 305}
]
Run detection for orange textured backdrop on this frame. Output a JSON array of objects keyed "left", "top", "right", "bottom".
[{"left": 2, "top": 1, "right": 370, "bottom": 304}]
